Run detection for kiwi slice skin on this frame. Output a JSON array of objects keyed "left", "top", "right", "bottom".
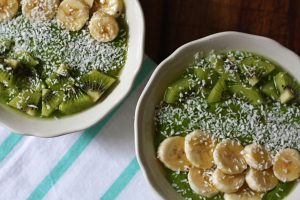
[
  {"left": 230, "top": 85, "right": 264, "bottom": 105},
  {"left": 164, "top": 78, "right": 192, "bottom": 104},
  {"left": 79, "top": 70, "right": 116, "bottom": 102},
  {"left": 59, "top": 87, "right": 94, "bottom": 115},
  {"left": 207, "top": 77, "right": 226, "bottom": 103}
]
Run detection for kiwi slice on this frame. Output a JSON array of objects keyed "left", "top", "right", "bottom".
[
  {"left": 273, "top": 72, "right": 299, "bottom": 103},
  {"left": 208, "top": 54, "right": 241, "bottom": 83},
  {"left": 0, "top": 84, "right": 10, "bottom": 102},
  {"left": 230, "top": 85, "right": 264, "bottom": 105},
  {"left": 164, "top": 78, "right": 193, "bottom": 104},
  {"left": 13, "top": 64, "right": 43, "bottom": 91},
  {"left": 0, "top": 39, "right": 12, "bottom": 55},
  {"left": 4, "top": 58, "right": 21, "bottom": 69},
  {"left": 274, "top": 72, "right": 294, "bottom": 93},
  {"left": 46, "top": 65, "right": 75, "bottom": 90},
  {"left": 59, "top": 86, "right": 94, "bottom": 115},
  {"left": 280, "top": 89, "right": 295, "bottom": 104},
  {"left": 8, "top": 89, "right": 41, "bottom": 116},
  {"left": 261, "top": 80, "right": 279, "bottom": 101},
  {"left": 0, "top": 66, "right": 14, "bottom": 87},
  {"left": 239, "top": 57, "right": 275, "bottom": 86},
  {"left": 208, "top": 54, "right": 225, "bottom": 73},
  {"left": 41, "top": 89, "right": 64, "bottom": 117},
  {"left": 193, "top": 68, "right": 219, "bottom": 86},
  {"left": 79, "top": 70, "right": 116, "bottom": 102},
  {"left": 15, "top": 51, "right": 39, "bottom": 67},
  {"left": 207, "top": 77, "right": 226, "bottom": 103}
]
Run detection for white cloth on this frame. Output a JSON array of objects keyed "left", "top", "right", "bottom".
[{"left": 0, "top": 58, "right": 161, "bottom": 200}]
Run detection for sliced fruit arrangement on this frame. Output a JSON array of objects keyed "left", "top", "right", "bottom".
[
  {"left": 2, "top": 0, "right": 124, "bottom": 42},
  {"left": 22, "top": 0, "right": 60, "bottom": 21},
  {"left": 0, "top": 42, "right": 116, "bottom": 117},
  {"left": 163, "top": 52, "right": 300, "bottom": 106},
  {"left": 157, "top": 130, "right": 300, "bottom": 199}
]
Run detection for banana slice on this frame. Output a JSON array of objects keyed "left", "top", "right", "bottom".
[
  {"left": 99, "top": 0, "right": 123, "bottom": 17},
  {"left": 188, "top": 168, "right": 219, "bottom": 198},
  {"left": 273, "top": 148, "right": 300, "bottom": 182},
  {"left": 57, "top": 0, "right": 90, "bottom": 31},
  {"left": 213, "top": 139, "right": 247, "bottom": 175},
  {"left": 88, "top": 11, "right": 119, "bottom": 42},
  {"left": 245, "top": 168, "right": 278, "bottom": 192},
  {"left": 242, "top": 144, "right": 272, "bottom": 171},
  {"left": 212, "top": 168, "right": 245, "bottom": 193},
  {"left": 224, "top": 185, "right": 264, "bottom": 200},
  {"left": 22, "top": 0, "right": 60, "bottom": 22},
  {"left": 0, "top": 0, "right": 19, "bottom": 22},
  {"left": 185, "top": 130, "right": 215, "bottom": 169},
  {"left": 157, "top": 136, "right": 191, "bottom": 171}
]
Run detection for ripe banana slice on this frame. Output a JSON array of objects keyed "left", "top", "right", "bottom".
[
  {"left": 81, "top": 0, "right": 94, "bottom": 8},
  {"left": 22, "top": 0, "right": 60, "bottom": 22},
  {"left": 188, "top": 168, "right": 219, "bottom": 198},
  {"left": 245, "top": 168, "right": 278, "bottom": 192},
  {"left": 57, "top": 0, "right": 90, "bottom": 31},
  {"left": 212, "top": 169, "right": 245, "bottom": 193},
  {"left": 273, "top": 148, "right": 300, "bottom": 182},
  {"left": 224, "top": 185, "right": 264, "bottom": 200},
  {"left": 0, "top": 0, "right": 19, "bottom": 22},
  {"left": 242, "top": 144, "right": 272, "bottom": 171},
  {"left": 99, "top": 0, "right": 123, "bottom": 17},
  {"left": 213, "top": 139, "right": 247, "bottom": 175},
  {"left": 157, "top": 136, "right": 191, "bottom": 171},
  {"left": 88, "top": 11, "right": 119, "bottom": 42},
  {"left": 185, "top": 130, "right": 215, "bottom": 169}
]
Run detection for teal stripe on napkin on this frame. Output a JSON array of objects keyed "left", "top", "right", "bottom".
[
  {"left": 27, "top": 58, "right": 155, "bottom": 200},
  {"left": 101, "top": 157, "right": 140, "bottom": 200},
  {"left": 27, "top": 107, "right": 121, "bottom": 200},
  {"left": 0, "top": 133, "right": 22, "bottom": 162}
]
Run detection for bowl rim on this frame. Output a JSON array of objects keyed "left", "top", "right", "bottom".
[
  {"left": 0, "top": 0, "right": 145, "bottom": 138},
  {"left": 135, "top": 31, "right": 300, "bottom": 199}
]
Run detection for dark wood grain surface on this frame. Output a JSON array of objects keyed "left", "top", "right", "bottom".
[{"left": 139, "top": 0, "right": 300, "bottom": 63}]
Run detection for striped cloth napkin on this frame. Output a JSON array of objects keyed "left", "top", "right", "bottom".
[{"left": 0, "top": 58, "right": 161, "bottom": 200}]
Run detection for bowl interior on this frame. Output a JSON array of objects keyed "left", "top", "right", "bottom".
[
  {"left": 136, "top": 32, "right": 300, "bottom": 200},
  {"left": 0, "top": 0, "right": 145, "bottom": 137}
]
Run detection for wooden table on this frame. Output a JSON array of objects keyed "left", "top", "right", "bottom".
[{"left": 140, "top": 0, "right": 300, "bottom": 63}]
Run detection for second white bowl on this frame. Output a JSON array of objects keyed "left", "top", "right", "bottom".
[{"left": 135, "top": 32, "right": 300, "bottom": 200}]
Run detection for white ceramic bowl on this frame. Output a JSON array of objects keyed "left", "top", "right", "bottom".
[
  {"left": 135, "top": 32, "right": 300, "bottom": 200},
  {"left": 0, "top": 0, "right": 145, "bottom": 137}
]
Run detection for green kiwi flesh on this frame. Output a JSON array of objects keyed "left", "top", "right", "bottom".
[
  {"left": 59, "top": 86, "right": 94, "bottom": 115},
  {"left": 41, "top": 89, "right": 64, "bottom": 117},
  {"left": 79, "top": 70, "right": 116, "bottom": 102},
  {"left": 0, "top": 39, "right": 12, "bottom": 55},
  {"left": 164, "top": 78, "right": 192, "bottom": 104},
  {"left": 207, "top": 77, "right": 226, "bottom": 103},
  {"left": 8, "top": 90, "right": 41, "bottom": 116},
  {"left": 230, "top": 85, "right": 264, "bottom": 105}
]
